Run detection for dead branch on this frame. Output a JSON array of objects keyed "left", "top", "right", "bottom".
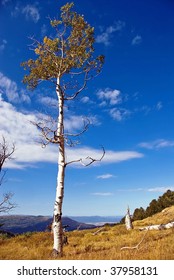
[
  {"left": 76, "top": 224, "right": 82, "bottom": 231},
  {"left": 64, "top": 118, "right": 90, "bottom": 138},
  {"left": 31, "top": 120, "right": 59, "bottom": 146},
  {"left": 0, "top": 136, "right": 15, "bottom": 172},
  {"left": 64, "top": 118, "right": 90, "bottom": 147},
  {"left": 65, "top": 146, "right": 105, "bottom": 167},
  {"left": 0, "top": 192, "right": 16, "bottom": 213},
  {"left": 121, "top": 230, "right": 149, "bottom": 251},
  {"left": 0, "top": 137, "right": 16, "bottom": 213},
  {"left": 92, "top": 227, "right": 104, "bottom": 235}
]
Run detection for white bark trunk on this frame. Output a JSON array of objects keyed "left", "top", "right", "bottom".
[
  {"left": 52, "top": 77, "right": 65, "bottom": 256},
  {"left": 125, "top": 207, "right": 133, "bottom": 230}
]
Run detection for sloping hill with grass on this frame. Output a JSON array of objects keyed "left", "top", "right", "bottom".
[
  {"left": 133, "top": 205, "right": 174, "bottom": 227},
  {"left": 0, "top": 206, "right": 174, "bottom": 260}
]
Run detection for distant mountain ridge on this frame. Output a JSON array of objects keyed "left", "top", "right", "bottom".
[
  {"left": 0, "top": 215, "right": 96, "bottom": 234},
  {"left": 69, "top": 215, "right": 122, "bottom": 225}
]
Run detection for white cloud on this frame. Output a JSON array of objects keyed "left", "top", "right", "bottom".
[
  {"left": 109, "top": 108, "right": 131, "bottom": 121},
  {"left": 22, "top": 5, "right": 40, "bottom": 23},
  {"left": 97, "top": 88, "right": 122, "bottom": 106},
  {"left": 91, "top": 192, "right": 113, "bottom": 196},
  {"left": 103, "top": 150, "right": 143, "bottom": 163},
  {"left": 81, "top": 96, "right": 90, "bottom": 103},
  {"left": 39, "top": 96, "right": 57, "bottom": 107},
  {"left": 11, "top": 3, "right": 40, "bottom": 23},
  {"left": 0, "top": 72, "right": 18, "bottom": 102},
  {"left": 97, "top": 173, "right": 115, "bottom": 179},
  {"left": 64, "top": 115, "right": 88, "bottom": 132},
  {"left": 0, "top": 95, "right": 57, "bottom": 169},
  {"left": 156, "top": 101, "right": 163, "bottom": 111},
  {"left": 66, "top": 147, "right": 143, "bottom": 167},
  {"left": 148, "top": 187, "right": 174, "bottom": 192},
  {"left": 131, "top": 35, "right": 142, "bottom": 45},
  {"left": 139, "top": 139, "right": 174, "bottom": 150},
  {"left": 0, "top": 95, "right": 143, "bottom": 169},
  {"left": 0, "top": 72, "right": 30, "bottom": 103},
  {"left": 96, "top": 21, "right": 125, "bottom": 46},
  {"left": 117, "top": 188, "right": 144, "bottom": 192},
  {"left": 64, "top": 115, "right": 100, "bottom": 132},
  {"left": 0, "top": 39, "right": 7, "bottom": 52}
]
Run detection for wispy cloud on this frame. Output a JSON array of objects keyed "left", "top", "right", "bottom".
[
  {"left": 11, "top": 3, "right": 40, "bottom": 23},
  {"left": 38, "top": 96, "right": 57, "bottom": 107},
  {"left": 64, "top": 115, "right": 100, "bottom": 132},
  {"left": 96, "top": 21, "right": 125, "bottom": 46},
  {"left": 0, "top": 39, "right": 7, "bottom": 52},
  {"left": 80, "top": 96, "right": 92, "bottom": 104},
  {"left": 117, "top": 188, "right": 144, "bottom": 192},
  {"left": 66, "top": 147, "right": 143, "bottom": 167},
  {"left": 22, "top": 5, "right": 40, "bottom": 23},
  {"left": 156, "top": 101, "right": 163, "bottom": 111},
  {"left": 91, "top": 192, "right": 114, "bottom": 196},
  {"left": 148, "top": 187, "right": 174, "bottom": 192},
  {"left": 139, "top": 139, "right": 174, "bottom": 150},
  {"left": 109, "top": 108, "right": 131, "bottom": 121},
  {"left": 116, "top": 186, "right": 174, "bottom": 193},
  {"left": 131, "top": 35, "right": 142, "bottom": 45},
  {"left": 0, "top": 72, "right": 30, "bottom": 103},
  {"left": 97, "top": 173, "right": 115, "bottom": 179}
]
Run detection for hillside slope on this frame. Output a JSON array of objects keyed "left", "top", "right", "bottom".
[
  {"left": 133, "top": 205, "right": 174, "bottom": 227},
  {"left": 0, "top": 206, "right": 174, "bottom": 260}
]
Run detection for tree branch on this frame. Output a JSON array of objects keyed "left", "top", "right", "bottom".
[
  {"left": 31, "top": 120, "right": 59, "bottom": 146},
  {"left": 65, "top": 146, "right": 105, "bottom": 167},
  {"left": 64, "top": 118, "right": 90, "bottom": 138},
  {"left": 0, "top": 193, "right": 17, "bottom": 213},
  {"left": 120, "top": 230, "right": 148, "bottom": 251},
  {"left": 0, "top": 137, "right": 16, "bottom": 213},
  {"left": 64, "top": 71, "right": 88, "bottom": 100},
  {"left": 0, "top": 136, "right": 15, "bottom": 172}
]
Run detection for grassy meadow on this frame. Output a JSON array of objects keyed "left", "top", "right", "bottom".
[{"left": 0, "top": 206, "right": 174, "bottom": 260}]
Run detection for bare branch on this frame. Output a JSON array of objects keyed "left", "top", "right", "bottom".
[
  {"left": 0, "top": 136, "right": 15, "bottom": 172},
  {"left": 120, "top": 230, "right": 148, "bottom": 251},
  {"left": 65, "top": 146, "right": 105, "bottom": 167},
  {"left": 64, "top": 71, "right": 88, "bottom": 100},
  {"left": 31, "top": 120, "right": 59, "bottom": 145},
  {"left": 92, "top": 227, "right": 104, "bottom": 235},
  {"left": 0, "top": 170, "right": 6, "bottom": 187},
  {"left": 0, "top": 192, "right": 17, "bottom": 213},
  {"left": 64, "top": 118, "right": 90, "bottom": 138},
  {"left": 0, "top": 137, "right": 16, "bottom": 213}
]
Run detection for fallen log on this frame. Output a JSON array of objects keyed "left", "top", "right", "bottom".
[
  {"left": 92, "top": 228, "right": 104, "bottom": 235},
  {"left": 139, "top": 221, "right": 174, "bottom": 231}
]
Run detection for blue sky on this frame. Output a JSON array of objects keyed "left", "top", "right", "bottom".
[{"left": 0, "top": 0, "right": 174, "bottom": 216}]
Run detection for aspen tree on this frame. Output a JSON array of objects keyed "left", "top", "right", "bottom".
[
  {"left": 21, "top": 2, "right": 104, "bottom": 256},
  {"left": 125, "top": 206, "right": 133, "bottom": 230}
]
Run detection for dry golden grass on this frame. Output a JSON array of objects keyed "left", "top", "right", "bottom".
[
  {"left": 133, "top": 205, "right": 174, "bottom": 227},
  {"left": 0, "top": 206, "right": 174, "bottom": 260}
]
